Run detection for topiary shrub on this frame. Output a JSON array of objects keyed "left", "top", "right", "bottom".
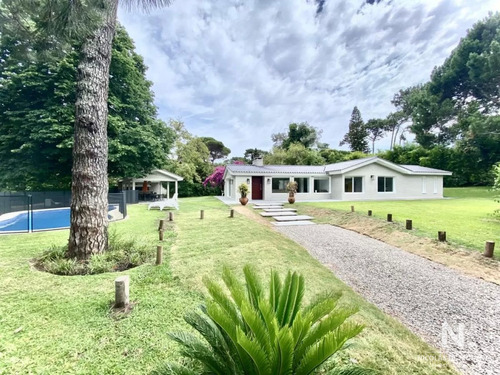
[{"left": 160, "top": 265, "right": 371, "bottom": 375}]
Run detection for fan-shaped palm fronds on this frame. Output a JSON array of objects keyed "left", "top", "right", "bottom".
[{"left": 164, "top": 265, "right": 372, "bottom": 375}]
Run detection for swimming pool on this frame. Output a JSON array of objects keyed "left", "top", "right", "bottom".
[{"left": 0, "top": 206, "right": 118, "bottom": 233}]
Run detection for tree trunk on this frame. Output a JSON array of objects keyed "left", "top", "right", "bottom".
[{"left": 67, "top": 0, "right": 118, "bottom": 260}]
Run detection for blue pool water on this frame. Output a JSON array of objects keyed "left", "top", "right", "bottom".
[{"left": 0, "top": 207, "right": 117, "bottom": 233}]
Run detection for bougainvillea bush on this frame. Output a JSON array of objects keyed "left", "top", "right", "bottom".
[
  {"left": 203, "top": 161, "right": 244, "bottom": 188},
  {"left": 203, "top": 166, "right": 226, "bottom": 188}
]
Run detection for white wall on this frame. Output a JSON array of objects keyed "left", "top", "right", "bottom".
[
  {"left": 226, "top": 174, "right": 332, "bottom": 201},
  {"left": 331, "top": 175, "right": 343, "bottom": 200},
  {"left": 337, "top": 164, "right": 444, "bottom": 200},
  {"left": 224, "top": 164, "right": 446, "bottom": 202}
]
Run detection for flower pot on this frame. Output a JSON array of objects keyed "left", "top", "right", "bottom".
[
  {"left": 239, "top": 197, "right": 249, "bottom": 206},
  {"left": 288, "top": 194, "right": 295, "bottom": 204}
]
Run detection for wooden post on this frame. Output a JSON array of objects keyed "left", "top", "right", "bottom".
[
  {"left": 350, "top": 205, "right": 355, "bottom": 212},
  {"left": 156, "top": 245, "right": 163, "bottom": 265},
  {"left": 114, "top": 275, "right": 130, "bottom": 308},
  {"left": 387, "top": 214, "right": 392, "bottom": 222},
  {"left": 159, "top": 230, "right": 164, "bottom": 241},
  {"left": 200, "top": 210, "right": 204, "bottom": 219},
  {"left": 438, "top": 231, "right": 447, "bottom": 242},
  {"left": 168, "top": 212, "right": 173, "bottom": 222},
  {"left": 406, "top": 220, "right": 412, "bottom": 230},
  {"left": 158, "top": 219, "right": 165, "bottom": 231},
  {"left": 230, "top": 209, "right": 234, "bottom": 218},
  {"left": 368, "top": 210, "right": 372, "bottom": 216},
  {"left": 484, "top": 241, "right": 495, "bottom": 258}
]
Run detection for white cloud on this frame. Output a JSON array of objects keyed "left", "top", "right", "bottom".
[{"left": 119, "top": 0, "right": 500, "bottom": 156}]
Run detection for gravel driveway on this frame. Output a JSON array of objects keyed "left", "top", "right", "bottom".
[{"left": 277, "top": 224, "right": 500, "bottom": 375}]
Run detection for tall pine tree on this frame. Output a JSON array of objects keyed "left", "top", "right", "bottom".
[{"left": 339, "top": 106, "right": 369, "bottom": 153}]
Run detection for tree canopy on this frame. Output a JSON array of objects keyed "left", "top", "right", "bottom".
[
  {"left": 166, "top": 120, "right": 212, "bottom": 184},
  {"left": 200, "top": 137, "right": 231, "bottom": 163},
  {"left": 272, "top": 122, "right": 321, "bottom": 150},
  {"left": 339, "top": 106, "right": 369, "bottom": 153},
  {"left": 0, "top": 25, "right": 174, "bottom": 190}
]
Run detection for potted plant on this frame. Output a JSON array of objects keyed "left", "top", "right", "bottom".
[
  {"left": 237, "top": 183, "right": 250, "bottom": 205},
  {"left": 286, "top": 181, "right": 298, "bottom": 204}
]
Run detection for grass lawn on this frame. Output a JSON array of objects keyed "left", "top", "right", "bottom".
[
  {"left": 0, "top": 197, "right": 458, "bottom": 374},
  {"left": 298, "top": 187, "right": 499, "bottom": 258}
]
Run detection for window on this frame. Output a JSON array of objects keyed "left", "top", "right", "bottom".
[
  {"left": 433, "top": 177, "right": 438, "bottom": 194},
  {"left": 272, "top": 178, "right": 289, "bottom": 193},
  {"left": 314, "top": 178, "right": 329, "bottom": 193},
  {"left": 295, "top": 177, "right": 309, "bottom": 193},
  {"left": 377, "top": 177, "right": 394, "bottom": 192},
  {"left": 344, "top": 177, "right": 362, "bottom": 193}
]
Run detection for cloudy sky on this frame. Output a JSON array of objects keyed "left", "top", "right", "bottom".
[{"left": 118, "top": 0, "right": 500, "bottom": 157}]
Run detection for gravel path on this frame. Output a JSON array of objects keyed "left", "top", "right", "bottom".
[{"left": 277, "top": 224, "right": 500, "bottom": 375}]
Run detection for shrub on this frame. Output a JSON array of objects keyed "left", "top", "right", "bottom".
[
  {"left": 162, "top": 265, "right": 370, "bottom": 375},
  {"left": 237, "top": 183, "right": 250, "bottom": 198},
  {"left": 287, "top": 181, "right": 298, "bottom": 195},
  {"left": 37, "top": 229, "right": 155, "bottom": 275}
]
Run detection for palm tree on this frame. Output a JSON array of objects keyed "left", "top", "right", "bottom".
[{"left": 21, "top": 0, "right": 172, "bottom": 259}]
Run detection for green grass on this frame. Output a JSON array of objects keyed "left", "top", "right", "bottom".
[
  {"left": 298, "top": 187, "right": 499, "bottom": 257},
  {"left": 0, "top": 198, "right": 458, "bottom": 374}
]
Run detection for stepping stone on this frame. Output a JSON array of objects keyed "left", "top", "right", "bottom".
[
  {"left": 263, "top": 208, "right": 297, "bottom": 212},
  {"left": 273, "top": 215, "right": 313, "bottom": 222},
  {"left": 253, "top": 206, "right": 284, "bottom": 210},
  {"left": 253, "top": 204, "right": 284, "bottom": 208},
  {"left": 272, "top": 221, "right": 316, "bottom": 226},
  {"left": 260, "top": 211, "right": 298, "bottom": 217}
]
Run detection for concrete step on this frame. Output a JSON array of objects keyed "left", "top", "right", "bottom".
[
  {"left": 272, "top": 221, "right": 316, "bottom": 226},
  {"left": 274, "top": 215, "right": 313, "bottom": 222},
  {"left": 253, "top": 206, "right": 284, "bottom": 210},
  {"left": 260, "top": 212, "right": 298, "bottom": 217},
  {"left": 263, "top": 208, "right": 297, "bottom": 212}
]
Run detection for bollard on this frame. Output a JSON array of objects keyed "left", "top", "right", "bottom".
[
  {"left": 158, "top": 219, "right": 165, "bottom": 231},
  {"left": 156, "top": 245, "right": 163, "bottom": 265},
  {"left": 368, "top": 210, "right": 372, "bottom": 216},
  {"left": 406, "top": 220, "right": 412, "bottom": 230},
  {"left": 168, "top": 211, "right": 173, "bottom": 221},
  {"left": 350, "top": 205, "right": 355, "bottom": 212},
  {"left": 438, "top": 231, "right": 447, "bottom": 242},
  {"left": 387, "top": 214, "right": 392, "bottom": 222},
  {"left": 200, "top": 210, "right": 204, "bottom": 219},
  {"left": 114, "top": 275, "right": 130, "bottom": 308},
  {"left": 484, "top": 241, "right": 495, "bottom": 258},
  {"left": 159, "top": 230, "right": 164, "bottom": 241},
  {"left": 230, "top": 209, "right": 234, "bottom": 218}
]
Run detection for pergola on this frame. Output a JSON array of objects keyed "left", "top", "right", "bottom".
[{"left": 120, "top": 169, "right": 183, "bottom": 198}]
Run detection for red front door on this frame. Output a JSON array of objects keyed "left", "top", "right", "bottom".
[{"left": 252, "top": 176, "right": 263, "bottom": 200}]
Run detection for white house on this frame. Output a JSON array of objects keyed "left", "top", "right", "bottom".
[
  {"left": 120, "top": 169, "right": 183, "bottom": 198},
  {"left": 223, "top": 157, "right": 452, "bottom": 202}
]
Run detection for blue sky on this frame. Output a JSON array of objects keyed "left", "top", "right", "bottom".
[{"left": 118, "top": 0, "right": 500, "bottom": 157}]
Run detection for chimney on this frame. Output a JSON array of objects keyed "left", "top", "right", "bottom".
[{"left": 252, "top": 157, "right": 263, "bottom": 167}]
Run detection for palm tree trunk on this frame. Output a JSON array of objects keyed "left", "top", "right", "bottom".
[{"left": 67, "top": 0, "right": 118, "bottom": 260}]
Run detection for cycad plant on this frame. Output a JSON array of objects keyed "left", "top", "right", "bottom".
[{"left": 162, "top": 265, "right": 371, "bottom": 375}]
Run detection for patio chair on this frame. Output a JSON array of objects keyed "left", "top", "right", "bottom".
[{"left": 147, "top": 193, "right": 179, "bottom": 211}]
